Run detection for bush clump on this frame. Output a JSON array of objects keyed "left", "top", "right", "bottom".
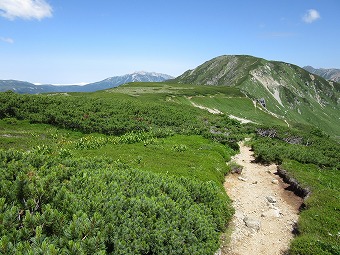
[{"left": 0, "top": 149, "right": 233, "bottom": 254}]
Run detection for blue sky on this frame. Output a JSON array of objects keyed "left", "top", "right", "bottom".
[{"left": 0, "top": 0, "right": 339, "bottom": 84}]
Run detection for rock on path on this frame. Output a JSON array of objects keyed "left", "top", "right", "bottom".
[{"left": 221, "top": 142, "right": 302, "bottom": 255}]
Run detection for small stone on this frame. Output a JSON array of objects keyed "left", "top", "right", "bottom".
[
  {"left": 269, "top": 204, "right": 278, "bottom": 210},
  {"left": 252, "top": 181, "right": 258, "bottom": 184},
  {"left": 272, "top": 179, "right": 279, "bottom": 184},
  {"left": 266, "top": 196, "right": 277, "bottom": 203},
  {"left": 261, "top": 208, "right": 281, "bottom": 218},
  {"left": 243, "top": 217, "right": 261, "bottom": 231}
]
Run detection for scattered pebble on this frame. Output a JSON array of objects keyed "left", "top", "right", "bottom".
[
  {"left": 272, "top": 179, "right": 279, "bottom": 184},
  {"left": 243, "top": 217, "right": 261, "bottom": 231},
  {"left": 266, "top": 196, "right": 277, "bottom": 203}
]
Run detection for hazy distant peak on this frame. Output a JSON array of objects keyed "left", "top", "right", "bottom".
[
  {"left": 131, "top": 71, "right": 174, "bottom": 79},
  {"left": 303, "top": 66, "right": 340, "bottom": 82},
  {"left": 0, "top": 71, "right": 174, "bottom": 94}
]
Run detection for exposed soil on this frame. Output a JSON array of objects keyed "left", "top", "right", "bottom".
[{"left": 220, "top": 142, "right": 303, "bottom": 255}]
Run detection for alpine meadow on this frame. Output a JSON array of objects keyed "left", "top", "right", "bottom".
[{"left": 0, "top": 54, "right": 339, "bottom": 254}]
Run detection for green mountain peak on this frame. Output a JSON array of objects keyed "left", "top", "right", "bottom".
[{"left": 174, "top": 55, "right": 340, "bottom": 137}]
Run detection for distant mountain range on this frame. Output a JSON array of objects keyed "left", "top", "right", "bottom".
[
  {"left": 0, "top": 72, "right": 174, "bottom": 94},
  {"left": 174, "top": 55, "right": 340, "bottom": 136},
  {"left": 303, "top": 66, "right": 340, "bottom": 83}
]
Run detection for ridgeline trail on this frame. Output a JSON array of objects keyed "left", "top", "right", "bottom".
[{"left": 221, "top": 142, "right": 302, "bottom": 255}]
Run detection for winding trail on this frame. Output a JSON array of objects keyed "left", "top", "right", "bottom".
[{"left": 221, "top": 142, "right": 302, "bottom": 255}]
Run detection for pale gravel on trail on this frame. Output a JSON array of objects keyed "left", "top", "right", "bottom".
[{"left": 221, "top": 142, "right": 302, "bottom": 255}]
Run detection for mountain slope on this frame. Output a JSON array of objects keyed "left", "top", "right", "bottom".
[
  {"left": 174, "top": 55, "right": 340, "bottom": 137},
  {"left": 81, "top": 71, "right": 174, "bottom": 92},
  {"left": 303, "top": 66, "right": 340, "bottom": 83},
  {"left": 0, "top": 80, "right": 46, "bottom": 94},
  {"left": 0, "top": 72, "right": 173, "bottom": 94}
]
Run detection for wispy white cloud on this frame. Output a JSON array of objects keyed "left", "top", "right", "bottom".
[
  {"left": 0, "top": 0, "right": 52, "bottom": 20},
  {"left": 302, "top": 9, "right": 320, "bottom": 24},
  {"left": 0, "top": 37, "right": 14, "bottom": 43}
]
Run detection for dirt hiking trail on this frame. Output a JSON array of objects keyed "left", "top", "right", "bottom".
[{"left": 221, "top": 142, "right": 302, "bottom": 255}]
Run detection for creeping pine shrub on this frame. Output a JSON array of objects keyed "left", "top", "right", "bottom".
[
  {"left": 3, "top": 117, "right": 18, "bottom": 125},
  {"left": 0, "top": 149, "right": 232, "bottom": 255}
]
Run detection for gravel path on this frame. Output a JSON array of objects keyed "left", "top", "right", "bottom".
[{"left": 221, "top": 142, "right": 302, "bottom": 255}]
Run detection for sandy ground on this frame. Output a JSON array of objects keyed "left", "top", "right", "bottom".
[{"left": 220, "top": 142, "right": 302, "bottom": 255}]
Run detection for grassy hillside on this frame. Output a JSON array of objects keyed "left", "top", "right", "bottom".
[{"left": 0, "top": 81, "right": 339, "bottom": 254}]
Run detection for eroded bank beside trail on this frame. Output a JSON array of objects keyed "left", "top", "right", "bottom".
[{"left": 221, "top": 142, "right": 303, "bottom": 255}]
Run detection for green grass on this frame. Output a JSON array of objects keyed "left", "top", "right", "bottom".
[
  {"left": 0, "top": 119, "right": 234, "bottom": 188},
  {"left": 180, "top": 95, "right": 286, "bottom": 126},
  {"left": 0, "top": 118, "right": 83, "bottom": 150},
  {"left": 72, "top": 134, "right": 234, "bottom": 186},
  {"left": 98, "top": 82, "right": 245, "bottom": 105},
  {"left": 280, "top": 160, "right": 340, "bottom": 255}
]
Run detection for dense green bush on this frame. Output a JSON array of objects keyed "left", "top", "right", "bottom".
[
  {"left": 0, "top": 92, "right": 247, "bottom": 149},
  {"left": 0, "top": 149, "right": 233, "bottom": 254},
  {"left": 0, "top": 92, "right": 205, "bottom": 136},
  {"left": 250, "top": 125, "right": 340, "bottom": 169}
]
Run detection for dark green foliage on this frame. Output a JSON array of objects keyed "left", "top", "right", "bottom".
[
  {"left": 0, "top": 150, "right": 232, "bottom": 254},
  {"left": 0, "top": 92, "right": 205, "bottom": 136},
  {"left": 0, "top": 91, "right": 247, "bottom": 151},
  {"left": 250, "top": 125, "right": 340, "bottom": 169},
  {"left": 201, "top": 114, "right": 250, "bottom": 151}
]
